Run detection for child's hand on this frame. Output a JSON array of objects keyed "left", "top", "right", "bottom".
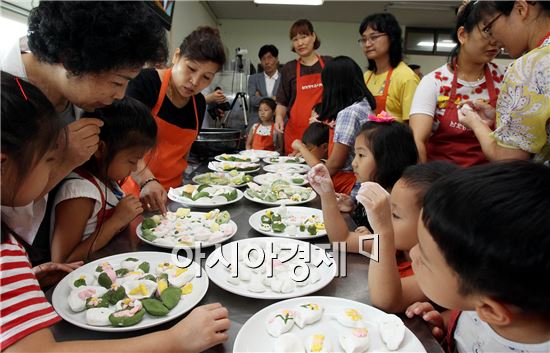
[
  {"left": 307, "top": 163, "right": 335, "bottom": 196},
  {"left": 33, "top": 261, "right": 83, "bottom": 288},
  {"left": 405, "top": 302, "right": 446, "bottom": 339},
  {"left": 291, "top": 139, "right": 304, "bottom": 152},
  {"left": 170, "top": 303, "right": 230, "bottom": 353},
  {"left": 356, "top": 182, "right": 391, "bottom": 230},
  {"left": 336, "top": 193, "right": 355, "bottom": 212},
  {"left": 112, "top": 195, "right": 143, "bottom": 225}
]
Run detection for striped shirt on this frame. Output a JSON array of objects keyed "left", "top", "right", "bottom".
[{"left": 1, "top": 236, "right": 60, "bottom": 350}]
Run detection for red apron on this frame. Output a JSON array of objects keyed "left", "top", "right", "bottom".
[
  {"left": 427, "top": 65, "right": 497, "bottom": 167},
  {"left": 251, "top": 123, "right": 276, "bottom": 151},
  {"left": 367, "top": 68, "right": 394, "bottom": 115},
  {"left": 73, "top": 169, "right": 118, "bottom": 233},
  {"left": 122, "top": 69, "right": 199, "bottom": 196},
  {"left": 445, "top": 310, "right": 462, "bottom": 353},
  {"left": 328, "top": 128, "right": 356, "bottom": 195},
  {"left": 398, "top": 260, "right": 414, "bottom": 278},
  {"left": 285, "top": 56, "right": 325, "bottom": 155}
]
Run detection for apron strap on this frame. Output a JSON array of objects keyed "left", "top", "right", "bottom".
[
  {"left": 152, "top": 69, "right": 172, "bottom": 117},
  {"left": 73, "top": 169, "right": 107, "bottom": 231},
  {"left": 366, "top": 67, "right": 394, "bottom": 98}
]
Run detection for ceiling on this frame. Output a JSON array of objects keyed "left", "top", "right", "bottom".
[{"left": 204, "top": 0, "right": 461, "bottom": 28}]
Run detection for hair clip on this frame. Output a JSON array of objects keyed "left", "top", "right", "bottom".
[
  {"left": 14, "top": 77, "right": 28, "bottom": 101},
  {"left": 368, "top": 111, "right": 396, "bottom": 123}
]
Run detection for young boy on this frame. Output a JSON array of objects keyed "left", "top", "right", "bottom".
[
  {"left": 407, "top": 161, "right": 550, "bottom": 352},
  {"left": 300, "top": 122, "right": 329, "bottom": 161}
]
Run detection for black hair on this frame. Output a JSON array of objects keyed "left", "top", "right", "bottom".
[
  {"left": 27, "top": 1, "right": 168, "bottom": 76},
  {"left": 258, "top": 45, "right": 279, "bottom": 59},
  {"left": 422, "top": 161, "right": 550, "bottom": 315},
  {"left": 302, "top": 122, "right": 329, "bottom": 147},
  {"left": 178, "top": 26, "right": 226, "bottom": 70},
  {"left": 320, "top": 56, "right": 376, "bottom": 123},
  {"left": 400, "top": 161, "right": 460, "bottom": 207},
  {"left": 478, "top": 1, "right": 550, "bottom": 17},
  {"left": 290, "top": 19, "right": 321, "bottom": 52},
  {"left": 259, "top": 97, "right": 277, "bottom": 112},
  {"left": 358, "top": 13, "right": 403, "bottom": 71},
  {"left": 1, "top": 72, "right": 65, "bottom": 206},
  {"left": 81, "top": 97, "right": 157, "bottom": 181},
  {"left": 408, "top": 64, "right": 421, "bottom": 71},
  {"left": 357, "top": 121, "right": 418, "bottom": 189}
]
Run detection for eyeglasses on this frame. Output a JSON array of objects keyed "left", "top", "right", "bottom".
[
  {"left": 479, "top": 13, "right": 502, "bottom": 39},
  {"left": 357, "top": 33, "right": 387, "bottom": 47}
]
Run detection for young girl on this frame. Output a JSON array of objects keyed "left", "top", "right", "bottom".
[
  {"left": 246, "top": 97, "right": 282, "bottom": 153},
  {"left": 308, "top": 116, "right": 418, "bottom": 253},
  {"left": 1, "top": 72, "right": 229, "bottom": 353},
  {"left": 357, "top": 162, "right": 459, "bottom": 314},
  {"left": 50, "top": 97, "right": 156, "bottom": 263},
  {"left": 293, "top": 56, "right": 376, "bottom": 195},
  {"left": 409, "top": 1, "right": 504, "bottom": 167}
]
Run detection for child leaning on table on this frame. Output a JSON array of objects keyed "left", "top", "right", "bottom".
[
  {"left": 0, "top": 73, "right": 230, "bottom": 353},
  {"left": 50, "top": 97, "right": 155, "bottom": 263},
  {"left": 406, "top": 161, "right": 550, "bottom": 352},
  {"left": 356, "top": 162, "right": 459, "bottom": 313}
]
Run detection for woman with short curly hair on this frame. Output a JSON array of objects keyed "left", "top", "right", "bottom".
[{"left": 0, "top": 1, "right": 168, "bottom": 263}]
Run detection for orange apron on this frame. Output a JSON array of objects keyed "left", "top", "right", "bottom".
[
  {"left": 328, "top": 128, "right": 356, "bottom": 195},
  {"left": 122, "top": 69, "right": 199, "bottom": 196},
  {"left": 366, "top": 68, "right": 394, "bottom": 115},
  {"left": 251, "top": 123, "right": 275, "bottom": 151},
  {"left": 285, "top": 56, "right": 325, "bottom": 155}
]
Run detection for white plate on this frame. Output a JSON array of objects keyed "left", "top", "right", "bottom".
[
  {"left": 262, "top": 156, "right": 305, "bottom": 164},
  {"left": 168, "top": 185, "right": 243, "bottom": 208},
  {"left": 214, "top": 153, "right": 260, "bottom": 163},
  {"left": 205, "top": 237, "right": 336, "bottom": 300},
  {"left": 263, "top": 163, "right": 311, "bottom": 174},
  {"left": 192, "top": 172, "right": 252, "bottom": 188},
  {"left": 239, "top": 149, "right": 280, "bottom": 159},
  {"left": 52, "top": 251, "right": 209, "bottom": 332},
  {"left": 249, "top": 206, "right": 326, "bottom": 239},
  {"left": 234, "top": 296, "right": 427, "bottom": 353},
  {"left": 253, "top": 173, "right": 308, "bottom": 186},
  {"left": 244, "top": 187, "right": 317, "bottom": 206},
  {"left": 136, "top": 216, "right": 237, "bottom": 249},
  {"left": 208, "top": 161, "right": 260, "bottom": 174}
]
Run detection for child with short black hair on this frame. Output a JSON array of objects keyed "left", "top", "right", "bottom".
[
  {"left": 301, "top": 122, "right": 329, "bottom": 161},
  {"left": 246, "top": 97, "right": 282, "bottom": 153},
  {"left": 407, "top": 161, "right": 550, "bottom": 351},
  {"left": 357, "top": 161, "right": 459, "bottom": 313}
]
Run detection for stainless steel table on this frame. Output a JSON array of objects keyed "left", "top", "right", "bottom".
[{"left": 47, "top": 160, "right": 444, "bottom": 353}]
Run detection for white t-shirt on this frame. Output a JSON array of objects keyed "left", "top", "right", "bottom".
[
  {"left": 455, "top": 311, "right": 550, "bottom": 353},
  {"left": 264, "top": 70, "right": 279, "bottom": 98},
  {"left": 409, "top": 62, "right": 504, "bottom": 124},
  {"left": 252, "top": 123, "right": 274, "bottom": 136},
  {"left": 51, "top": 172, "right": 123, "bottom": 241}
]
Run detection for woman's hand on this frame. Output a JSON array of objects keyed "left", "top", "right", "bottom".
[
  {"left": 169, "top": 303, "right": 230, "bottom": 353},
  {"left": 336, "top": 193, "right": 355, "bottom": 213},
  {"left": 458, "top": 100, "right": 495, "bottom": 128},
  {"left": 307, "top": 163, "right": 335, "bottom": 197},
  {"left": 405, "top": 302, "right": 446, "bottom": 339},
  {"left": 140, "top": 181, "right": 167, "bottom": 215},
  {"left": 274, "top": 117, "right": 285, "bottom": 134},
  {"left": 205, "top": 89, "right": 227, "bottom": 105},
  {"left": 33, "top": 261, "right": 83, "bottom": 288},
  {"left": 112, "top": 195, "right": 143, "bottom": 226},
  {"left": 63, "top": 118, "right": 104, "bottom": 169},
  {"left": 356, "top": 182, "right": 392, "bottom": 230}
]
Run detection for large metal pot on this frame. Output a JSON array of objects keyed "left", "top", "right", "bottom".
[{"left": 190, "top": 128, "right": 243, "bottom": 158}]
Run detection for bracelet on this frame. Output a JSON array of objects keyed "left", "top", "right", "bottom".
[{"left": 140, "top": 177, "right": 160, "bottom": 189}]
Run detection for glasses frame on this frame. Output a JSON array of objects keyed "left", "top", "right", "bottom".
[
  {"left": 480, "top": 13, "right": 503, "bottom": 39},
  {"left": 357, "top": 33, "right": 388, "bottom": 47}
]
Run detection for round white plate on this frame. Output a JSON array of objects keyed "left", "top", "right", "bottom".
[
  {"left": 136, "top": 219, "right": 238, "bottom": 250},
  {"left": 239, "top": 149, "right": 280, "bottom": 159},
  {"left": 253, "top": 173, "right": 308, "bottom": 186},
  {"left": 214, "top": 153, "right": 260, "bottom": 163},
  {"left": 262, "top": 156, "right": 305, "bottom": 164},
  {"left": 208, "top": 161, "right": 260, "bottom": 174},
  {"left": 234, "top": 296, "right": 427, "bottom": 353},
  {"left": 52, "top": 251, "right": 209, "bottom": 332},
  {"left": 192, "top": 172, "right": 251, "bottom": 188},
  {"left": 263, "top": 163, "right": 311, "bottom": 174},
  {"left": 168, "top": 185, "right": 243, "bottom": 208},
  {"left": 249, "top": 207, "right": 326, "bottom": 239},
  {"left": 205, "top": 237, "right": 336, "bottom": 300},
  {"left": 244, "top": 187, "right": 316, "bottom": 206}
]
